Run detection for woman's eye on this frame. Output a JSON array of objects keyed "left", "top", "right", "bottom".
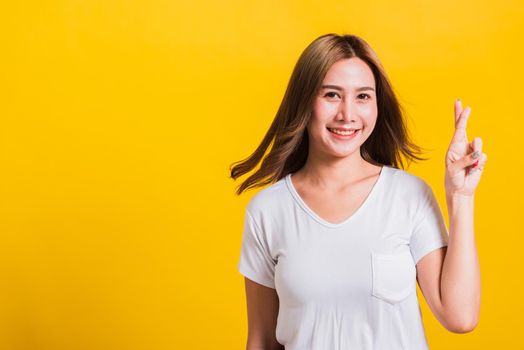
[
  {"left": 358, "top": 93, "right": 371, "bottom": 100},
  {"left": 325, "top": 92, "right": 340, "bottom": 98}
]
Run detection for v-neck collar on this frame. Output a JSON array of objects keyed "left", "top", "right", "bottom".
[{"left": 285, "top": 166, "right": 389, "bottom": 229}]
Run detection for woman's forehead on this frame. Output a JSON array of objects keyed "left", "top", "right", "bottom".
[{"left": 323, "top": 59, "right": 375, "bottom": 88}]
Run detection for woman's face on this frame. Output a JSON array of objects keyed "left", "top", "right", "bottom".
[{"left": 307, "top": 57, "right": 378, "bottom": 159}]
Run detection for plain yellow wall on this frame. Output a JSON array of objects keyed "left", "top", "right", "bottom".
[{"left": 1, "top": 0, "right": 522, "bottom": 349}]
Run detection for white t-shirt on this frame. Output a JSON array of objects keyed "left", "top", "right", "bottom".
[{"left": 237, "top": 165, "right": 449, "bottom": 350}]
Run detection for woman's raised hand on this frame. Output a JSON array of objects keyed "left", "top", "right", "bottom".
[{"left": 444, "top": 99, "right": 487, "bottom": 197}]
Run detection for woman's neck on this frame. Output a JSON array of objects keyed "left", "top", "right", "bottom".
[{"left": 294, "top": 154, "right": 378, "bottom": 190}]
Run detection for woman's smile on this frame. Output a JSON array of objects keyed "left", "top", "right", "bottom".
[{"left": 327, "top": 127, "right": 361, "bottom": 140}]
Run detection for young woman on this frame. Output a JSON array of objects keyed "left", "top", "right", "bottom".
[{"left": 230, "top": 33, "right": 485, "bottom": 350}]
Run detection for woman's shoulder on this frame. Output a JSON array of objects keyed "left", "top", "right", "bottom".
[
  {"left": 246, "top": 175, "right": 291, "bottom": 216},
  {"left": 386, "top": 166, "right": 433, "bottom": 194}
]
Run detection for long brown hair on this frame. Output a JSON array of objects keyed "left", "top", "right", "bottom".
[{"left": 229, "top": 33, "right": 428, "bottom": 195}]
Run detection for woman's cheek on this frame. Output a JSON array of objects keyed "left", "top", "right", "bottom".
[
  {"left": 361, "top": 103, "right": 376, "bottom": 115},
  {"left": 315, "top": 104, "right": 331, "bottom": 116}
]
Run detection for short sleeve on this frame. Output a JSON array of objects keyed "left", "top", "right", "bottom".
[
  {"left": 410, "top": 183, "right": 449, "bottom": 265},
  {"left": 237, "top": 209, "right": 276, "bottom": 289}
]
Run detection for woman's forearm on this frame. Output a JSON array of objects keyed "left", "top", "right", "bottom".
[{"left": 440, "top": 193, "right": 481, "bottom": 332}]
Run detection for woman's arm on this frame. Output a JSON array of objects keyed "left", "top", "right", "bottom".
[
  {"left": 441, "top": 99, "right": 485, "bottom": 331},
  {"left": 416, "top": 193, "right": 480, "bottom": 333},
  {"left": 244, "top": 277, "right": 284, "bottom": 350},
  {"left": 416, "top": 99, "right": 486, "bottom": 333},
  {"left": 441, "top": 194, "right": 480, "bottom": 330}
]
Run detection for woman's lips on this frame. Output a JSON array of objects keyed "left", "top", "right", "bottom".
[{"left": 327, "top": 127, "right": 361, "bottom": 140}]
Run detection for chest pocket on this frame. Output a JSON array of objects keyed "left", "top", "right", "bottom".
[{"left": 371, "top": 250, "right": 417, "bottom": 305}]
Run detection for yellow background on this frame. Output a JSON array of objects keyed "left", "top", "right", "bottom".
[{"left": 1, "top": 0, "right": 522, "bottom": 349}]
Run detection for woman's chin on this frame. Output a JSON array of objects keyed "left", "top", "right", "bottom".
[{"left": 325, "top": 147, "right": 361, "bottom": 159}]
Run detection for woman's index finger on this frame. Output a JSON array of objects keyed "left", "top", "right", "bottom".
[{"left": 456, "top": 106, "right": 471, "bottom": 132}]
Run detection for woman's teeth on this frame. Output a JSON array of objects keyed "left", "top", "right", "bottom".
[{"left": 327, "top": 128, "right": 358, "bottom": 136}]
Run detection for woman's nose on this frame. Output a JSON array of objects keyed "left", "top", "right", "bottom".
[{"left": 338, "top": 101, "right": 356, "bottom": 121}]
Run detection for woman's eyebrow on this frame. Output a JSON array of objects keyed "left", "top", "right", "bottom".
[{"left": 321, "top": 85, "right": 375, "bottom": 92}]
